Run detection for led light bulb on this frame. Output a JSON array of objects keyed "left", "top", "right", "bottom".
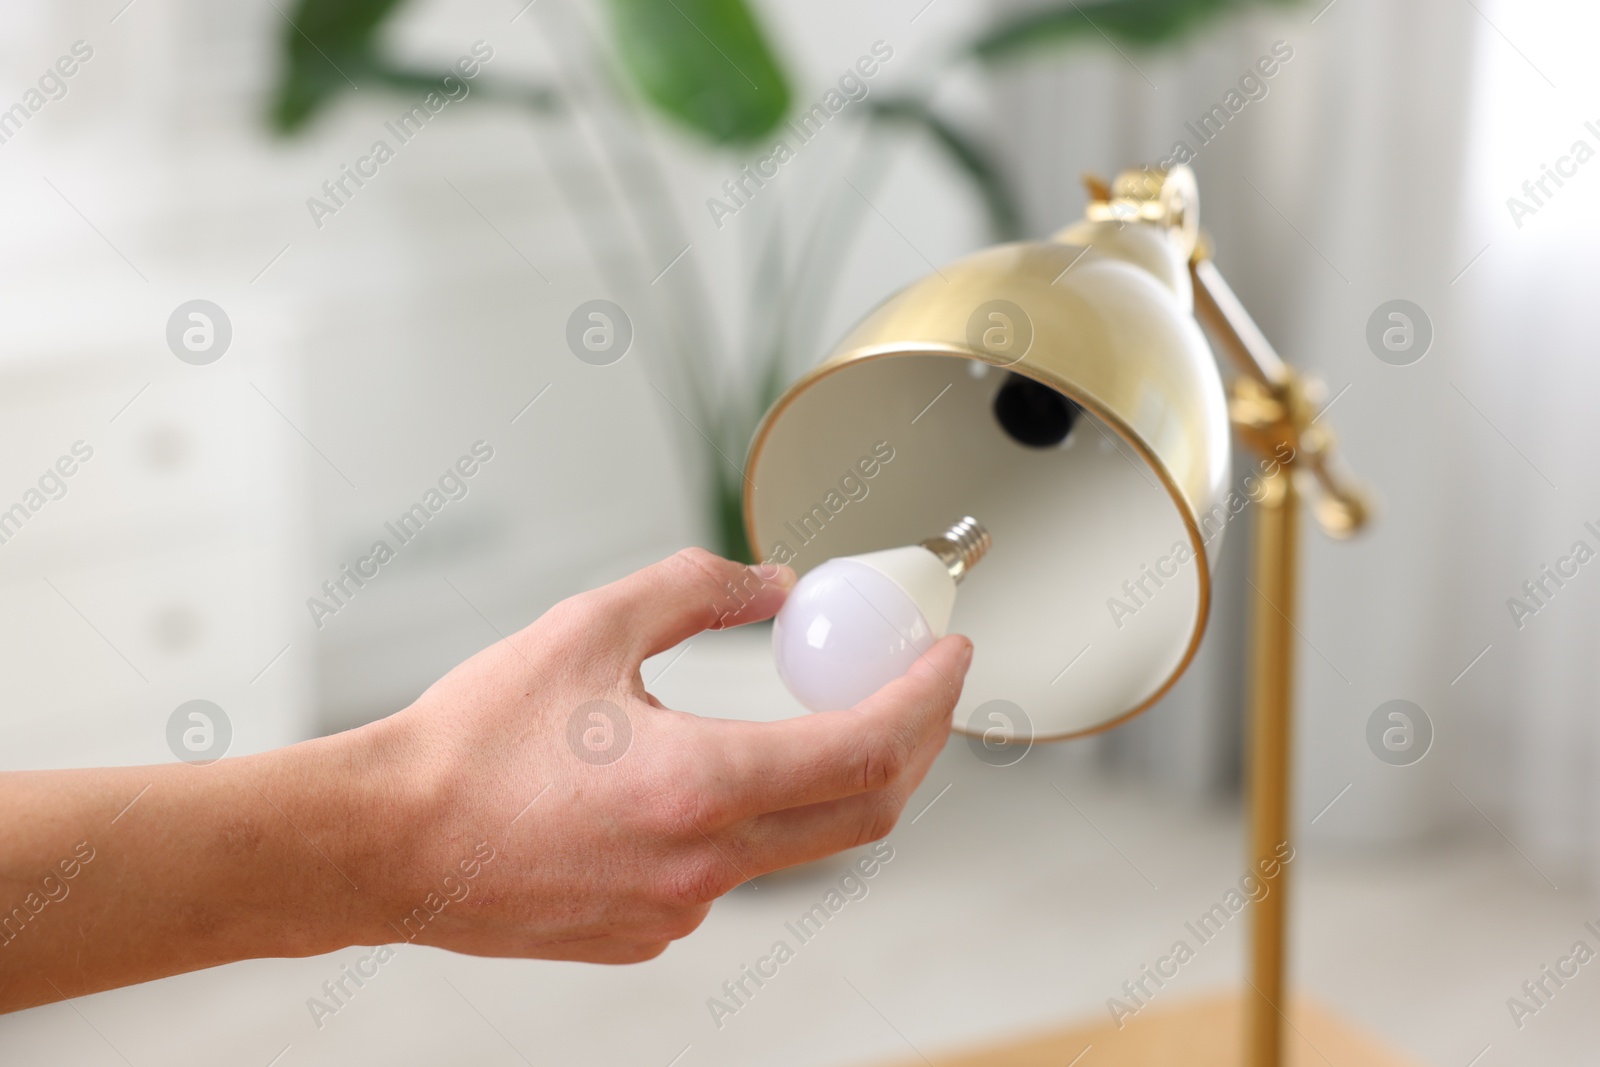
[{"left": 773, "top": 517, "right": 991, "bottom": 712}]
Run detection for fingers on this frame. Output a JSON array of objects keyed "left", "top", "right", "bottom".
[
  {"left": 705, "top": 635, "right": 972, "bottom": 818},
  {"left": 585, "top": 548, "right": 796, "bottom": 663},
  {"left": 506, "top": 938, "right": 674, "bottom": 965},
  {"left": 731, "top": 701, "right": 952, "bottom": 873}
]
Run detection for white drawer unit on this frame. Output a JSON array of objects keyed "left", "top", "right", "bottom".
[{"left": 0, "top": 306, "right": 311, "bottom": 771}]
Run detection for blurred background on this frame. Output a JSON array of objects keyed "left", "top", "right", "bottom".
[{"left": 1, "top": 0, "right": 1597, "bottom": 1062}]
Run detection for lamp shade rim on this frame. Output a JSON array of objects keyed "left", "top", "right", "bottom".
[{"left": 742, "top": 344, "right": 1216, "bottom": 743}]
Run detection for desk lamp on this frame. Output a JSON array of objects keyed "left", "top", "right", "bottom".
[{"left": 743, "top": 165, "right": 1368, "bottom": 1066}]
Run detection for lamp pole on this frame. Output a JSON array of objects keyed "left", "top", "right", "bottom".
[
  {"left": 1188, "top": 250, "right": 1367, "bottom": 1067},
  {"left": 1242, "top": 463, "right": 1299, "bottom": 1065},
  {"left": 1082, "top": 169, "right": 1368, "bottom": 1064}
]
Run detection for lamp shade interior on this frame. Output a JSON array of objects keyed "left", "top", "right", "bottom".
[{"left": 745, "top": 353, "right": 1205, "bottom": 740}]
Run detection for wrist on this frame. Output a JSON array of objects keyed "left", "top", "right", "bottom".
[
  {"left": 253, "top": 716, "right": 436, "bottom": 953},
  {"left": 323, "top": 710, "right": 460, "bottom": 948}
]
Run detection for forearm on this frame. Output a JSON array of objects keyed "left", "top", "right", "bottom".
[
  {"left": 0, "top": 550, "right": 970, "bottom": 1010},
  {"left": 0, "top": 721, "right": 414, "bottom": 1013}
]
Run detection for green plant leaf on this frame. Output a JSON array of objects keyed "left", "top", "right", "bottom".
[
  {"left": 601, "top": 0, "right": 789, "bottom": 145},
  {"left": 269, "top": 0, "right": 408, "bottom": 133},
  {"left": 713, "top": 466, "right": 755, "bottom": 563},
  {"left": 868, "top": 99, "right": 1023, "bottom": 241},
  {"left": 972, "top": 0, "right": 1301, "bottom": 62}
]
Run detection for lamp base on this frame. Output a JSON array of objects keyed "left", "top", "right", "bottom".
[{"left": 865, "top": 993, "right": 1420, "bottom": 1067}]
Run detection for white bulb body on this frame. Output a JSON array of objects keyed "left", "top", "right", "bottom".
[{"left": 773, "top": 546, "right": 957, "bottom": 712}]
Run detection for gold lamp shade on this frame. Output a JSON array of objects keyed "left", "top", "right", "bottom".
[{"left": 743, "top": 168, "right": 1232, "bottom": 739}]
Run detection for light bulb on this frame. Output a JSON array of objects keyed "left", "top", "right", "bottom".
[{"left": 773, "top": 517, "right": 991, "bottom": 712}]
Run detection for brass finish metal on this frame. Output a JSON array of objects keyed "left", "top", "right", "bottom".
[
  {"left": 747, "top": 162, "right": 1374, "bottom": 1067},
  {"left": 1192, "top": 257, "right": 1290, "bottom": 387},
  {"left": 1243, "top": 465, "right": 1298, "bottom": 1067},
  {"left": 1082, "top": 166, "right": 1200, "bottom": 259},
  {"left": 805, "top": 238, "right": 1228, "bottom": 533},
  {"left": 1080, "top": 172, "right": 1113, "bottom": 203},
  {"left": 1086, "top": 166, "right": 1371, "bottom": 1066},
  {"left": 743, "top": 189, "right": 1233, "bottom": 739},
  {"left": 1081, "top": 164, "right": 1370, "bottom": 545},
  {"left": 1193, "top": 259, "right": 1369, "bottom": 539}
]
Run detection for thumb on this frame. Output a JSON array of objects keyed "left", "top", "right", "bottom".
[
  {"left": 708, "top": 634, "right": 974, "bottom": 815},
  {"left": 583, "top": 548, "right": 797, "bottom": 663},
  {"left": 850, "top": 633, "right": 972, "bottom": 737}
]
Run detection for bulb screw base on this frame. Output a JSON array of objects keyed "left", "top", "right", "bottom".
[{"left": 920, "top": 516, "right": 991, "bottom": 584}]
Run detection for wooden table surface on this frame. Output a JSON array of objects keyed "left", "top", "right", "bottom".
[{"left": 863, "top": 993, "right": 1423, "bottom": 1067}]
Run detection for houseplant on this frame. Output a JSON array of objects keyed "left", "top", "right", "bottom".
[{"left": 269, "top": 0, "right": 1299, "bottom": 563}]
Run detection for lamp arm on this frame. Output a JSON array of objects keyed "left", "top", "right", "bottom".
[
  {"left": 1188, "top": 254, "right": 1370, "bottom": 538},
  {"left": 1190, "top": 256, "right": 1290, "bottom": 389}
]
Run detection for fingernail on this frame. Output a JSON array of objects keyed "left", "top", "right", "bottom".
[
  {"left": 755, "top": 563, "right": 797, "bottom": 589},
  {"left": 957, "top": 637, "right": 974, "bottom": 672}
]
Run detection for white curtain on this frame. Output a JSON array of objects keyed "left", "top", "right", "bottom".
[
  {"left": 1454, "top": 0, "right": 1600, "bottom": 885},
  {"left": 993, "top": 0, "right": 1600, "bottom": 881}
]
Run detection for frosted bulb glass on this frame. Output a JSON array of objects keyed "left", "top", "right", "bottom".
[{"left": 774, "top": 518, "right": 990, "bottom": 712}]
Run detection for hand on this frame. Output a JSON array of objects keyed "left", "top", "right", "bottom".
[
  {"left": 0, "top": 548, "right": 971, "bottom": 1012},
  {"left": 357, "top": 548, "right": 973, "bottom": 963}
]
